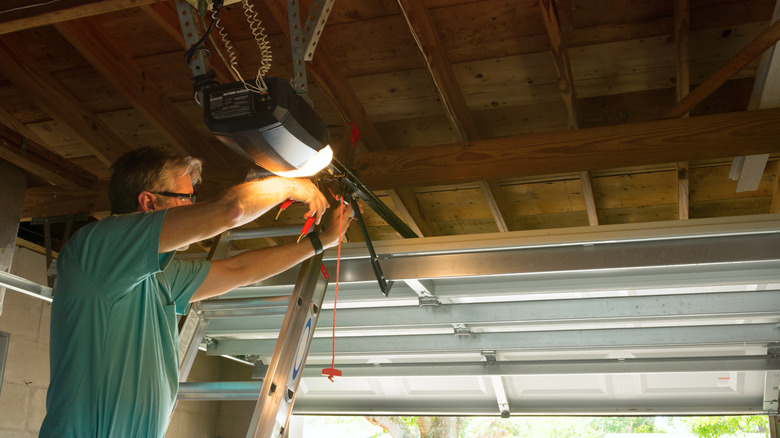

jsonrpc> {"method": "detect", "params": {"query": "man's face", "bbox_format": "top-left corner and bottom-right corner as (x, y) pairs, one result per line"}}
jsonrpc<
(151, 173), (195, 210)
(146, 172), (195, 251)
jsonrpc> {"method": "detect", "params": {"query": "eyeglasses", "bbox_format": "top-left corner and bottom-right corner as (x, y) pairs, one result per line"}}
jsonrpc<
(149, 191), (196, 203)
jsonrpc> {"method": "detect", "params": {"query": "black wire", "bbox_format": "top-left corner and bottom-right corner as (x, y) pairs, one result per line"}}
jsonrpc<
(184, 0), (225, 99)
(184, 0), (223, 68)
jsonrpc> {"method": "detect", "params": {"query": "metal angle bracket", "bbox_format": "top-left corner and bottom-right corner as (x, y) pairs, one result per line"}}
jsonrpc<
(301, 0), (335, 61)
(288, 0), (333, 92)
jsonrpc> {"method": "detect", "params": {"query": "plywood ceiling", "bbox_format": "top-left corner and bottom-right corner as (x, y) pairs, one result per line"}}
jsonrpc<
(0, 0), (778, 247)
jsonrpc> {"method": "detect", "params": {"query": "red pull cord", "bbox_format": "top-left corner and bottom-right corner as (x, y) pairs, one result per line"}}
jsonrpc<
(322, 195), (344, 382)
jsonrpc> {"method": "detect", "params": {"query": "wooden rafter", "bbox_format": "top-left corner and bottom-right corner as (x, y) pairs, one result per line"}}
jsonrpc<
(22, 185), (110, 221)
(667, 18), (780, 118)
(0, 0), (162, 35)
(352, 108), (780, 189)
(0, 124), (97, 189)
(0, 33), (133, 166)
(55, 18), (229, 168)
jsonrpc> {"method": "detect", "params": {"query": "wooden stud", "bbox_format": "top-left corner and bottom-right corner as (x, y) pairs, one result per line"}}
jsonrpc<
(677, 162), (690, 220)
(579, 171), (599, 226)
(771, 161), (780, 214)
(478, 180), (511, 232)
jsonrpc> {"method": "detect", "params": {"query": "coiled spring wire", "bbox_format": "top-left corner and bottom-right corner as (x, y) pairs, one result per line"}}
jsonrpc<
(242, 0), (273, 89)
(209, 0), (272, 93)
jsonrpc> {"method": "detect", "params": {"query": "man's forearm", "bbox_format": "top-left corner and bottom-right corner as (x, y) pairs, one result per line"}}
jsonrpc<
(191, 235), (319, 302)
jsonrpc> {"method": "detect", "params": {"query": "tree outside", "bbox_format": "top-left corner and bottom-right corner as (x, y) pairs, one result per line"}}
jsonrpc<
(300, 415), (771, 438)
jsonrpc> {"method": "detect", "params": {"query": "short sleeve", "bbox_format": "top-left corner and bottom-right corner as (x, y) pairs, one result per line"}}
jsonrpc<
(156, 259), (211, 314)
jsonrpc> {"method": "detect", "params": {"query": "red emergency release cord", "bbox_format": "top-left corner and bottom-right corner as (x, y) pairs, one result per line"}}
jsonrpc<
(322, 193), (344, 382)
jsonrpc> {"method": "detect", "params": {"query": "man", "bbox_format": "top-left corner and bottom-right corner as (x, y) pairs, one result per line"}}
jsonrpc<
(39, 147), (355, 437)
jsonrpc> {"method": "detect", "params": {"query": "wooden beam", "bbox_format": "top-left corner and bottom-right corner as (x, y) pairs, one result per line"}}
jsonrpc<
(352, 108), (780, 189)
(263, 0), (387, 152)
(0, 125), (97, 189)
(667, 18), (780, 118)
(396, 0), (479, 141)
(0, 0), (163, 35)
(677, 162), (690, 220)
(54, 18), (228, 168)
(0, 33), (133, 166)
(579, 171), (599, 226)
(22, 185), (110, 222)
(539, 0), (578, 130)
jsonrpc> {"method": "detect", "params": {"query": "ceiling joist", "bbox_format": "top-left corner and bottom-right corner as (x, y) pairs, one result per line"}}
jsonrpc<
(0, 33), (133, 166)
(0, 124), (97, 189)
(0, 0), (162, 35)
(54, 18), (229, 168)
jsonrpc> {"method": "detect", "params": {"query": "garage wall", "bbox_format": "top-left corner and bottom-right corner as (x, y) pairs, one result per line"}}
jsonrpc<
(0, 247), (50, 438)
(0, 246), (251, 437)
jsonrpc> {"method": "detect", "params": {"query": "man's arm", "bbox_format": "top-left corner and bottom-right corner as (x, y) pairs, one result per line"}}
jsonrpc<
(190, 202), (355, 302)
(157, 177), (328, 254)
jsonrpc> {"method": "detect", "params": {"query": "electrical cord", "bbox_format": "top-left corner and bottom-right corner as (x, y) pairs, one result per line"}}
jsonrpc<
(185, 0), (224, 100)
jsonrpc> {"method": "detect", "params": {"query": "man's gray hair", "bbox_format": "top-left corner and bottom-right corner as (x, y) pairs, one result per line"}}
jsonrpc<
(109, 147), (203, 215)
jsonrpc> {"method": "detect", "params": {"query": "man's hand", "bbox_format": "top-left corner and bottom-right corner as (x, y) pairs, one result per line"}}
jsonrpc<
(320, 200), (359, 249)
(277, 178), (330, 224)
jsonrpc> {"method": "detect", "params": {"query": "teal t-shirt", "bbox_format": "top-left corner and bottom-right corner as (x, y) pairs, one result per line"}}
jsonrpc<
(39, 210), (210, 438)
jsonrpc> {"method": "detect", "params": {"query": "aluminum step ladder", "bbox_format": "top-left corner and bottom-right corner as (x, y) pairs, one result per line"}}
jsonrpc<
(174, 226), (329, 438)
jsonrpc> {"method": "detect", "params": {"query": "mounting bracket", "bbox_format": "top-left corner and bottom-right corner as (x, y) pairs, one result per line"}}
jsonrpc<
(287, 0), (334, 93)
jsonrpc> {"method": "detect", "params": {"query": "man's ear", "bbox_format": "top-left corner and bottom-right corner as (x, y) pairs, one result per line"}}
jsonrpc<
(138, 191), (156, 212)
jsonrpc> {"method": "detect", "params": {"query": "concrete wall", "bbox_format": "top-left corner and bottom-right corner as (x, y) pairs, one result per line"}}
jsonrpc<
(0, 246), (257, 437)
(0, 247), (50, 438)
